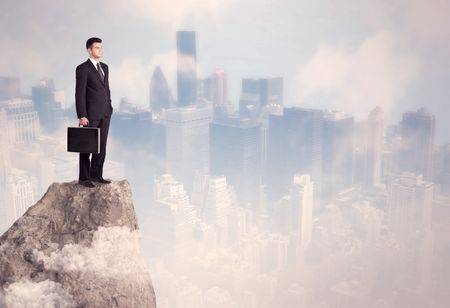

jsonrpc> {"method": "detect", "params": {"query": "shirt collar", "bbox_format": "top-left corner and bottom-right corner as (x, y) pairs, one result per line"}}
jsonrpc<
(89, 57), (100, 67)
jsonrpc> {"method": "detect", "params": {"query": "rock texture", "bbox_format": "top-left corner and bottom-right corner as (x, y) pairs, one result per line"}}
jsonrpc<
(0, 180), (156, 307)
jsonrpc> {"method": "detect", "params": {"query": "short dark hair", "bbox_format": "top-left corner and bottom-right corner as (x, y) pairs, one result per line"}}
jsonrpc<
(86, 37), (102, 49)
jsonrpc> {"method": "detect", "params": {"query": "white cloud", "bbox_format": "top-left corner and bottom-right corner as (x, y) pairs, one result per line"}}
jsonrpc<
(33, 226), (149, 278)
(101, 0), (237, 29)
(0, 279), (75, 308)
(295, 31), (419, 118)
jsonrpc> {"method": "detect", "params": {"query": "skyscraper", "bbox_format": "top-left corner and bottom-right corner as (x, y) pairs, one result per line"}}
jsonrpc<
(31, 78), (63, 134)
(150, 66), (172, 113)
(176, 31), (197, 107)
(0, 77), (21, 100)
(239, 77), (283, 119)
(210, 118), (262, 207)
(365, 107), (384, 188)
(322, 110), (354, 199)
(266, 108), (323, 202)
(290, 174), (314, 250)
(150, 174), (198, 266)
(400, 108), (435, 181)
(165, 103), (212, 190)
(387, 173), (433, 237)
(0, 99), (40, 143)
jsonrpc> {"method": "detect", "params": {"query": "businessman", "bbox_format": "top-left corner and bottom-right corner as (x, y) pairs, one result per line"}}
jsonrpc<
(75, 37), (113, 188)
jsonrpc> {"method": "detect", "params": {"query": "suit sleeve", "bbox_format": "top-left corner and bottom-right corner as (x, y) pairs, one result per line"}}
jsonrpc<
(75, 65), (88, 119)
(105, 65), (114, 111)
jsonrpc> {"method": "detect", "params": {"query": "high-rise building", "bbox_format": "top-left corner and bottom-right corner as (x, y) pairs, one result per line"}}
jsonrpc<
(165, 103), (212, 190)
(365, 107), (384, 188)
(176, 31), (197, 107)
(0, 99), (40, 143)
(322, 110), (354, 199)
(0, 77), (21, 100)
(210, 118), (262, 207)
(110, 98), (152, 149)
(387, 173), (433, 238)
(202, 176), (234, 245)
(0, 109), (11, 232)
(150, 174), (198, 266)
(31, 78), (63, 134)
(290, 174), (314, 250)
(150, 66), (172, 112)
(267, 108), (323, 202)
(10, 168), (36, 222)
(434, 144), (450, 197)
(239, 77), (283, 119)
(400, 108), (435, 181)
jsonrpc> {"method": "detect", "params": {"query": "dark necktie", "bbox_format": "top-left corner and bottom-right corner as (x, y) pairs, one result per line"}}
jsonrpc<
(97, 63), (105, 83)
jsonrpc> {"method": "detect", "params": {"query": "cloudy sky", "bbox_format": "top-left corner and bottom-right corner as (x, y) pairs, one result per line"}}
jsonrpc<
(1, 0), (449, 141)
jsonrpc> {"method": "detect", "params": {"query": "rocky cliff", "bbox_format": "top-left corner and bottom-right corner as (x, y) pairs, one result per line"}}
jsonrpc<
(0, 180), (156, 307)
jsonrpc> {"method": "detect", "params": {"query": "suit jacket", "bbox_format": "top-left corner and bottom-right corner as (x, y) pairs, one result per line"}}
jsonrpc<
(75, 59), (113, 120)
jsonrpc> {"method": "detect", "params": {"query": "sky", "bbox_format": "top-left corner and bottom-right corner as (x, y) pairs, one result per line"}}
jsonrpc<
(1, 0), (450, 141)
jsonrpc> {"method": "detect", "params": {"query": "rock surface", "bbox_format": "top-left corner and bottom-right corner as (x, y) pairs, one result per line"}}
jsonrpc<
(0, 180), (156, 307)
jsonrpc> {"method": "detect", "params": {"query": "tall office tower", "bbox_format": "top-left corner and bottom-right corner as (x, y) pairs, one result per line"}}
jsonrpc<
(0, 110), (12, 232)
(10, 169), (36, 222)
(290, 174), (314, 250)
(176, 31), (197, 107)
(0, 99), (40, 143)
(202, 176), (235, 245)
(165, 103), (212, 190)
(387, 173), (433, 237)
(434, 144), (450, 197)
(0, 77), (21, 100)
(150, 174), (198, 266)
(239, 77), (283, 119)
(400, 108), (435, 181)
(365, 107), (384, 188)
(267, 108), (323, 203)
(110, 99), (152, 149)
(210, 118), (262, 207)
(322, 110), (354, 199)
(32, 78), (63, 134)
(211, 68), (227, 107)
(150, 66), (172, 113)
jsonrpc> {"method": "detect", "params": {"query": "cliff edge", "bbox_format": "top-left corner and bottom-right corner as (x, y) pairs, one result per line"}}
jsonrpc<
(0, 180), (156, 307)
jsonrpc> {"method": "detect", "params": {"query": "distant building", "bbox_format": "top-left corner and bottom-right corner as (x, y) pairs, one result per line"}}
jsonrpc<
(0, 77), (21, 100)
(110, 98), (152, 149)
(239, 77), (283, 119)
(387, 173), (433, 237)
(0, 99), (40, 143)
(176, 31), (197, 107)
(290, 174), (314, 250)
(165, 103), (212, 190)
(267, 108), (323, 202)
(400, 108), (435, 181)
(149, 66), (172, 113)
(210, 118), (262, 207)
(322, 110), (354, 199)
(31, 78), (63, 134)
(150, 174), (198, 266)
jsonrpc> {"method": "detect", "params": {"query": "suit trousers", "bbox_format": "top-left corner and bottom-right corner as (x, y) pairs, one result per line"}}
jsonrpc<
(79, 116), (111, 181)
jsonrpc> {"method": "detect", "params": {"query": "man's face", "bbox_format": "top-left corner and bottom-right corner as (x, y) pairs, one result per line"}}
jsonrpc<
(88, 42), (102, 60)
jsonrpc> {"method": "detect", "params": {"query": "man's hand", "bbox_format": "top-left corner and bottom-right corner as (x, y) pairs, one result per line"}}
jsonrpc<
(79, 117), (89, 126)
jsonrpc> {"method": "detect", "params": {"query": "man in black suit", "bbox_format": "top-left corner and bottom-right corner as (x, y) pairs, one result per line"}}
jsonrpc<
(76, 37), (113, 188)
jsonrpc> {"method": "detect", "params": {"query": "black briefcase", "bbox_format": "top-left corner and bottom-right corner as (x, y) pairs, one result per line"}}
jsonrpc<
(67, 126), (100, 154)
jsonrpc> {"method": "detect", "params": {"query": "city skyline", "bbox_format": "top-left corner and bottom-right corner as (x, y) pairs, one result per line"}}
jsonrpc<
(1, 1), (450, 307)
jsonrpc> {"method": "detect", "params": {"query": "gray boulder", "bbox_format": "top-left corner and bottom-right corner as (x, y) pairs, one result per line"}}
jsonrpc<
(0, 180), (156, 308)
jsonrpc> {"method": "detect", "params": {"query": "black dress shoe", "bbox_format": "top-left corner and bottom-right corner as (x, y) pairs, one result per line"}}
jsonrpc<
(79, 180), (95, 188)
(91, 177), (111, 184)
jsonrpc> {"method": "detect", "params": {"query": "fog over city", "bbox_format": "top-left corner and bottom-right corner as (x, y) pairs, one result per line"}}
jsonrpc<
(1, 0), (450, 307)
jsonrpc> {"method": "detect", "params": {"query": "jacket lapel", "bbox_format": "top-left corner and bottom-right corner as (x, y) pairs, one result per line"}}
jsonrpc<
(86, 59), (106, 87)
